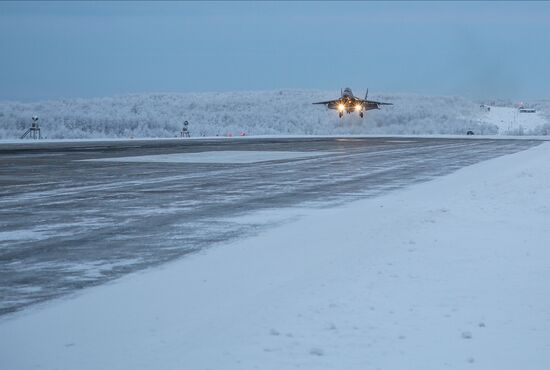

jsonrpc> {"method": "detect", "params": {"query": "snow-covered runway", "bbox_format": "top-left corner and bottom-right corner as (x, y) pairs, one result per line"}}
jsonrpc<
(0, 137), (540, 317)
(1, 137), (549, 370)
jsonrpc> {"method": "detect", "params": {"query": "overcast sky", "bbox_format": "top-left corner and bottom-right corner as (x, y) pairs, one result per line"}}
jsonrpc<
(1, 1), (549, 101)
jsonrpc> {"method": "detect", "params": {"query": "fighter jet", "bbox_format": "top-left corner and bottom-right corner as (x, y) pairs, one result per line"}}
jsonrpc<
(313, 87), (392, 118)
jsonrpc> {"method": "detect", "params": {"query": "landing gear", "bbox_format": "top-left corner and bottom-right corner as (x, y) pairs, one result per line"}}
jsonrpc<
(339, 112), (343, 118)
(359, 112), (364, 118)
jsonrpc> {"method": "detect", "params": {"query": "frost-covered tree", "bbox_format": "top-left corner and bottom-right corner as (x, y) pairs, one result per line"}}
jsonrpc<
(0, 90), (535, 139)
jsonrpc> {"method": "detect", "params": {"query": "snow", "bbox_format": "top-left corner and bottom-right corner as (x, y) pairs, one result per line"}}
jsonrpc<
(81, 150), (339, 164)
(0, 230), (47, 242)
(1, 143), (550, 369)
(479, 106), (548, 135)
(3, 90), (542, 139)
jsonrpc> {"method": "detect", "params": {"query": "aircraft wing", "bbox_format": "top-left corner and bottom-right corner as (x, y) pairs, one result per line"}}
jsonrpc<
(363, 99), (393, 106)
(312, 100), (338, 105)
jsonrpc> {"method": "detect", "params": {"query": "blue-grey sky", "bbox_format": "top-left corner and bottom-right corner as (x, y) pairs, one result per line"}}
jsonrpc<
(1, 1), (549, 101)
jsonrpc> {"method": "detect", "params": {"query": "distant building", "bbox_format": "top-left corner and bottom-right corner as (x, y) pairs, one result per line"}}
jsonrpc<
(517, 102), (536, 113)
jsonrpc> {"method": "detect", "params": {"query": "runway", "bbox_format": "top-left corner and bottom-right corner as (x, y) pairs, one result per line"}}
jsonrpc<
(0, 137), (540, 316)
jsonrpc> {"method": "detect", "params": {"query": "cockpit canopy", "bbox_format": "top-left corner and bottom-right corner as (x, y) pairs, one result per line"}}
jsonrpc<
(342, 87), (354, 97)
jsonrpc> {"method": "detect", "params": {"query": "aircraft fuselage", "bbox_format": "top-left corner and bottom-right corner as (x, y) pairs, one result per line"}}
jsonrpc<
(313, 87), (392, 118)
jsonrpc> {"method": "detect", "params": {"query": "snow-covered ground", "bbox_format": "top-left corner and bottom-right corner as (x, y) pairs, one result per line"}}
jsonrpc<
(5, 90), (546, 139)
(1, 141), (549, 369)
(81, 150), (338, 164)
(478, 106), (548, 135)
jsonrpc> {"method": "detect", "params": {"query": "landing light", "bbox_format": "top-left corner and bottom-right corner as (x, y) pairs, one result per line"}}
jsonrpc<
(338, 104), (345, 111)
(355, 104), (362, 111)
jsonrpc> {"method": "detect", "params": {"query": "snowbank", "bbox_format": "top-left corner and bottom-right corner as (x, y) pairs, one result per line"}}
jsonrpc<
(0, 90), (511, 139)
(1, 143), (549, 369)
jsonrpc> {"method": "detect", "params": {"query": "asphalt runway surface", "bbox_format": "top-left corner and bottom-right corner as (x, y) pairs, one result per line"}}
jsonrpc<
(0, 137), (541, 316)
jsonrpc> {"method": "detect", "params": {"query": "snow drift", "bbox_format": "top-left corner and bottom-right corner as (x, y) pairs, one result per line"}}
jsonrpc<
(0, 90), (547, 139)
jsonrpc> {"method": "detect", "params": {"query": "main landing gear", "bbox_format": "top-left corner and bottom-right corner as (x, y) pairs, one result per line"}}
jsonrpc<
(339, 111), (363, 118)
